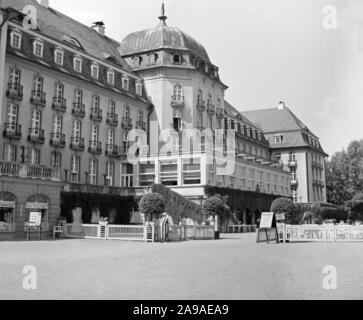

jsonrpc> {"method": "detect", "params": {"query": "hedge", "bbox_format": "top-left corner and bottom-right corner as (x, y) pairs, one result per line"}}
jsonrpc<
(295, 203), (348, 223)
(60, 192), (134, 224)
(139, 193), (165, 217)
(151, 184), (203, 224)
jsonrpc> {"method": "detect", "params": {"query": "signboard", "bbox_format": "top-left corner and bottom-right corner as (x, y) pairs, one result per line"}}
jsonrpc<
(259, 212), (274, 228)
(29, 212), (42, 227)
(26, 202), (48, 210)
(275, 213), (286, 221)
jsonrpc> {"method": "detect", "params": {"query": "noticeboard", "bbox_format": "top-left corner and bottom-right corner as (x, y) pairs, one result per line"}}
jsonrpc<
(29, 212), (42, 227)
(259, 212), (274, 228)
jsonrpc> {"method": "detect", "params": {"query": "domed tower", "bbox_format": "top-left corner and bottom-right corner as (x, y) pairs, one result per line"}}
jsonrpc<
(119, 3), (228, 151)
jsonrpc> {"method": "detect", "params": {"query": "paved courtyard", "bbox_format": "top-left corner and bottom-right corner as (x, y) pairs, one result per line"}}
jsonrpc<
(1, 233), (363, 300)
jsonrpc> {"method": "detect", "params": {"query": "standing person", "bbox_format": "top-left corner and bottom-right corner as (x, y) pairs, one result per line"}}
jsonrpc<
(160, 213), (170, 243)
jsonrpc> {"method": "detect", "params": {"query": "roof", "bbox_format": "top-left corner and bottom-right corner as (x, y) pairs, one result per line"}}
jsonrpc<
(120, 19), (210, 62)
(224, 101), (256, 128)
(3, 0), (133, 72)
(242, 106), (327, 155)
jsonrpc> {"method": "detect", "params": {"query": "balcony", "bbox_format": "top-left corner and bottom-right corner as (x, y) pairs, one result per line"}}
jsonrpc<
(3, 123), (21, 140)
(122, 117), (132, 129)
(136, 120), (146, 131)
(30, 91), (46, 107)
(290, 179), (298, 186)
(63, 183), (134, 196)
(119, 145), (129, 157)
(72, 103), (86, 118)
(216, 107), (224, 119)
(106, 113), (119, 126)
(50, 133), (66, 148)
(6, 83), (23, 101)
(196, 100), (206, 112)
(52, 97), (67, 112)
(0, 160), (61, 181)
(288, 160), (297, 168)
(171, 95), (185, 109)
(70, 137), (85, 151)
(28, 128), (45, 144)
(105, 144), (120, 158)
(88, 141), (102, 154)
(312, 161), (324, 170)
(90, 108), (103, 122)
(207, 103), (215, 115)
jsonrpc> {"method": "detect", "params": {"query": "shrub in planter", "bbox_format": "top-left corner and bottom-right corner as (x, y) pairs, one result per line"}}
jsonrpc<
(139, 193), (165, 220)
(203, 195), (226, 239)
(270, 197), (298, 224)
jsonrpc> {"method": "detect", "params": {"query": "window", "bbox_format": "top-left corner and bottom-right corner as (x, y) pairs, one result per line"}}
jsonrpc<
(70, 155), (81, 183)
(91, 63), (99, 79)
(9, 67), (21, 85)
(138, 162), (155, 187)
(73, 56), (82, 72)
(50, 152), (62, 168)
(107, 70), (115, 85)
(74, 89), (83, 104)
(54, 82), (64, 100)
(72, 120), (82, 138)
(7, 103), (18, 125)
(3, 144), (17, 162)
(105, 162), (115, 186)
(136, 82), (143, 95)
(138, 110), (144, 123)
(53, 115), (63, 134)
(107, 129), (115, 146)
(124, 105), (130, 118)
(257, 132), (262, 141)
(108, 100), (116, 115)
(133, 56), (141, 67)
(28, 148), (40, 165)
(173, 54), (181, 64)
(91, 124), (99, 142)
(149, 53), (157, 64)
(160, 160), (178, 186)
(54, 49), (64, 65)
(173, 117), (182, 132)
(122, 76), (129, 91)
(31, 109), (42, 130)
(252, 130), (257, 139)
(89, 159), (98, 185)
(92, 95), (100, 110)
(10, 30), (21, 49)
(183, 158), (201, 185)
(274, 135), (283, 144)
(246, 127), (251, 137)
(197, 112), (203, 129)
(66, 37), (82, 48)
(33, 40), (44, 58)
(207, 115), (213, 129)
(289, 152), (296, 162)
(33, 75), (44, 93)
(173, 84), (183, 101)
(275, 153), (281, 161)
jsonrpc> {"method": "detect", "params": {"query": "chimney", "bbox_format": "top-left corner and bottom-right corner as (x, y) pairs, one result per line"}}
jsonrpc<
(92, 21), (105, 36)
(40, 0), (50, 8)
(278, 101), (285, 110)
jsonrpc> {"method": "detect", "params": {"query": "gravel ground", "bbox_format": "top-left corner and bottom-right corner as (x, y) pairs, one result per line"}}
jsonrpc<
(1, 233), (363, 300)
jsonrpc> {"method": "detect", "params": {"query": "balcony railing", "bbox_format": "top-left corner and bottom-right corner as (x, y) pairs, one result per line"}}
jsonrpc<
(28, 128), (45, 144)
(0, 160), (60, 181)
(70, 137), (85, 151)
(122, 117), (132, 129)
(136, 120), (146, 130)
(50, 132), (66, 148)
(6, 83), (23, 101)
(216, 107), (224, 119)
(105, 144), (120, 157)
(90, 108), (103, 122)
(288, 160), (297, 168)
(171, 96), (185, 108)
(290, 179), (298, 186)
(30, 90), (46, 106)
(196, 99), (206, 112)
(3, 123), (21, 140)
(52, 97), (67, 112)
(88, 141), (102, 154)
(207, 103), (215, 115)
(72, 103), (86, 117)
(106, 113), (119, 126)
(63, 183), (134, 196)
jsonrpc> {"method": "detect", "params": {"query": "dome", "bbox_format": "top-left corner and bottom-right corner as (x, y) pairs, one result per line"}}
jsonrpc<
(120, 8), (210, 62)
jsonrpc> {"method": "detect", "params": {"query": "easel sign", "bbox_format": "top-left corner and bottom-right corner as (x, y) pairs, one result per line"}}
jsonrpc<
(27, 212), (42, 240)
(256, 212), (278, 244)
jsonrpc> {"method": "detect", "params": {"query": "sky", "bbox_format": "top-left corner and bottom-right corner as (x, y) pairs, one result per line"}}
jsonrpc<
(48, 0), (363, 157)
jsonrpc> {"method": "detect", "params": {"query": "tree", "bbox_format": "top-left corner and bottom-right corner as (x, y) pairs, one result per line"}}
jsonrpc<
(139, 193), (165, 219)
(270, 198), (298, 224)
(203, 195), (225, 239)
(347, 193), (363, 221)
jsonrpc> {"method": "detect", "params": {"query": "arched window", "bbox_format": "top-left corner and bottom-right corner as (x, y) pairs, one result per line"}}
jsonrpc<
(7, 103), (18, 124)
(133, 56), (141, 67)
(74, 89), (83, 104)
(149, 53), (158, 64)
(54, 82), (64, 99)
(91, 124), (99, 142)
(9, 67), (21, 85)
(33, 75), (44, 93)
(92, 95), (100, 109)
(108, 100), (116, 114)
(70, 155), (81, 183)
(31, 109), (42, 129)
(72, 120), (82, 138)
(53, 115), (63, 134)
(173, 84), (183, 101)
(89, 158), (98, 185)
(107, 129), (115, 146)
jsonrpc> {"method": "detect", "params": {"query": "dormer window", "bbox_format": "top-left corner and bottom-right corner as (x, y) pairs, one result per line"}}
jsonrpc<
(136, 82), (143, 96)
(133, 56), (141, 67)
(91, 63), (99, 79)
(274, 135), (283, 144)
(257, 131), (262, 141)
(33, 40), (44, 58)
(10, 30), (22, 49)
(173, 54), (181, 64)
(214, 69), (218, 78)
(252, 129), (257, 139)
(150, 53), (157, 64)
(122, 75), (129, 91)
(205, 64), (209, 73)
(65, 37), (82, 49)
(107, 70), (115, 85)
(54, 48), (64, 65)
(73, 56), (82, 72)
(246, 127), (251, 137)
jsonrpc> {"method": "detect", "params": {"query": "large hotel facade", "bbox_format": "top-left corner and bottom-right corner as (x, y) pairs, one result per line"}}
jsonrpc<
(0, 0), (327, 238)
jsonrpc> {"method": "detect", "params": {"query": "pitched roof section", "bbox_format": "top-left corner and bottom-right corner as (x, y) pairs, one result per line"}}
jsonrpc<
(3, 0), (133, 73)
(224, 101), (255, 128)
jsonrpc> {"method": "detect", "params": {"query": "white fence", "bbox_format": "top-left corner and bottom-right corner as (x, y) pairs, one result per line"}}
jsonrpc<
(64, 224), (214, 242)
(278, 224), (363, 243)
